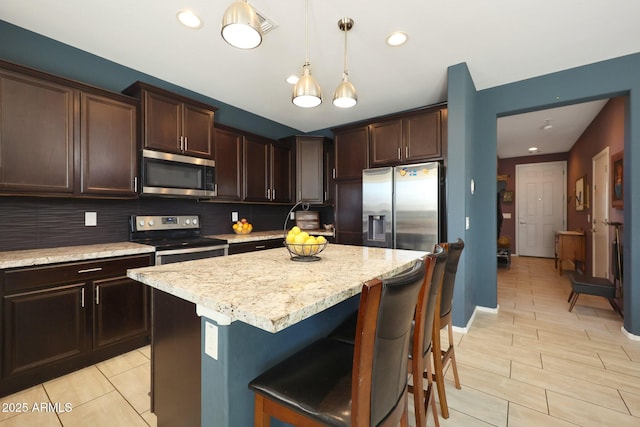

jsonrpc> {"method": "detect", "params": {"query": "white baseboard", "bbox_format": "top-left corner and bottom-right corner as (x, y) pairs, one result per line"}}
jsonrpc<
(622, 326), (640, 341)
(452, 304), (499, 334)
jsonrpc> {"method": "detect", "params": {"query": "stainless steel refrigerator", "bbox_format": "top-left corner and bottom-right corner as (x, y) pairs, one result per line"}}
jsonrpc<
(362, 162), (441, 251)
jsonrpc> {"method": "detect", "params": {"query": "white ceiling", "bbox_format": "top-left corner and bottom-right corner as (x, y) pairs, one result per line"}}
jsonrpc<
(2, 1), (639, 156)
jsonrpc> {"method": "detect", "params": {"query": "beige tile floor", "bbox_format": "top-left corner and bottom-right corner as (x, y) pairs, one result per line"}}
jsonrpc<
(2, 256), (639, 426)
(0, 345), (155, 427)
(409, 255), (640, 427)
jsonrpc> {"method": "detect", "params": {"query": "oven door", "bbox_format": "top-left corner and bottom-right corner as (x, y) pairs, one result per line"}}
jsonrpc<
(155, 245), (228, 265)
(142, 149), (216, 198)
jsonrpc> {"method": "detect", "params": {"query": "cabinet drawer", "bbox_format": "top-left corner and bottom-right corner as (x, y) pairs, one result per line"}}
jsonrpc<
(3, 255), (152, 294)
(228, 239), (282, 255)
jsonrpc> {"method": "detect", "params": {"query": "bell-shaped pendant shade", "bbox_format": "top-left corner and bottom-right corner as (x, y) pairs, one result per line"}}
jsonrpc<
(292, 64), (322, 108)
(333, 74), (357, 108)
(221, 0), (262, 49)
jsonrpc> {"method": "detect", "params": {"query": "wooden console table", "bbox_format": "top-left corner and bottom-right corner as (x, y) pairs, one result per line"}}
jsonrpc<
(555, 231), (585, 275)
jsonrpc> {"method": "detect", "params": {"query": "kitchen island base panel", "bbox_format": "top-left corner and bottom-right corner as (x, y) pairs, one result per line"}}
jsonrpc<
(201, 295), (359, 427)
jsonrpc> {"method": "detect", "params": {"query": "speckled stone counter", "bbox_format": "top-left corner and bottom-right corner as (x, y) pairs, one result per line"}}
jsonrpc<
(127, 244), (425, 333)
(0, 242), (155, 269)
(209, 229), (334, 244)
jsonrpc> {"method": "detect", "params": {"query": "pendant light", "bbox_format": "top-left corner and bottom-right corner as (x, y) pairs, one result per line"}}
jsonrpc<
(221, 0), (262, 49)
(292, 0), (322, 108)
(333, 18), (357, 108)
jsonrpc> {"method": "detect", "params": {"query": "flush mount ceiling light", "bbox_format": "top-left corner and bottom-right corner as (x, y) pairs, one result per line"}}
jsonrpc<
(177, 10), (203, 29)
(386, 31), (408, 46)
(528, 146), (540, 153)
(333, 18), (357, 109)
(292, 0), (322, 108)
(221, 0), (262, 49)
(542, 119), (553, 130)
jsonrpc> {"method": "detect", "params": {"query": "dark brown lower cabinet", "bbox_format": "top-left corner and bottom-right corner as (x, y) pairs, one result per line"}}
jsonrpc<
(228, 238), (282, 255)
(0, 254), (152, 397)
(151, 289), (200, 427)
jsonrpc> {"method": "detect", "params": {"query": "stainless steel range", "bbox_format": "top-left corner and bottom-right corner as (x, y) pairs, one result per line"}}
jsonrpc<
(130, 215), (228, 265)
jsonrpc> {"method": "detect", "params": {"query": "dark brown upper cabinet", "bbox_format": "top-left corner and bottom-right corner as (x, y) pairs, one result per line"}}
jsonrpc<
(370, 109), (442, 167)
(243, 136), (293, 203)
(124, 82), (216, 159)
(213, 126), (243, 201)
(333, 125), (369, 180)
(0, 61), (138, 198)
(80, 92), (137, 197)
(281, 135), (328, 205)
(0, 69), (75, 194)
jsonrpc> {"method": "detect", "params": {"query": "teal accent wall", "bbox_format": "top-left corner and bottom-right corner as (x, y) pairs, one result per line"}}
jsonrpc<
(0, 20), (299, 139)
(448, 53), (640, 336)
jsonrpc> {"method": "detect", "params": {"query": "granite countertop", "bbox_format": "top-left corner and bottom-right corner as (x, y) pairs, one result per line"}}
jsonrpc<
(211, 229), (334, 244)
(0, 242), (155, 270)
(127, 244), (426, 333)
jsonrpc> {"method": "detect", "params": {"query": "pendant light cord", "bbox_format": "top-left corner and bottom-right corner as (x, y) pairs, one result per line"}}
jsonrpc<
(304, 0), (309, 66)
(343, 20), (348, 77)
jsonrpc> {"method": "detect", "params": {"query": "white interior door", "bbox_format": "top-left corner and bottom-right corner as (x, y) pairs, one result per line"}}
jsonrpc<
(592, 147), (610, 277)
(516, 161), (567, 257)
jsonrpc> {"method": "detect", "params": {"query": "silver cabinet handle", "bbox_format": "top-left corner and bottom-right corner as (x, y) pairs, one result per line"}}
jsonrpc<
(184, 136), (188, 152)
(214, 183), (218, 197)
(397, 147), (401, 159)
(134, 176), (138, 192)
(77, 267), (103, 274)
(272, 189), (276, 200)
(95, 285), (100, 305)
(332, 168), (336, 179)
(179, 136), (183, 151)
(406, 146), (409, 158)
(255, 245), (266, 249)
(267, 188), (271, 199)
(81, 288), (85, 308)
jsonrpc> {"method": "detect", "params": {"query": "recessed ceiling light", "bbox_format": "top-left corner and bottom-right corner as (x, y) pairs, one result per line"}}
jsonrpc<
(286, 75), (299, 85)
(386, 31), (408, 47)
(177, 10), (203, 29)
(542, 119), (553, 130)
(528, 147), (539, 153)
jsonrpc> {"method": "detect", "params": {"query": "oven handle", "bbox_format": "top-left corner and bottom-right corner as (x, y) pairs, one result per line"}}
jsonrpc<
(155, 244), (229, 257)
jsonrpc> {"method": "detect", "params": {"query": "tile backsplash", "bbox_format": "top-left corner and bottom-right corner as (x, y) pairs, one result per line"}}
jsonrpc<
(0, 197), (334, 251)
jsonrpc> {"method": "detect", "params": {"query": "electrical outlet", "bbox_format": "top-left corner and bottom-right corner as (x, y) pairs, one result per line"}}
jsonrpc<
(290, 212), (295, 220)
(204, 321), (218, 360)
(232, 211), (238, 222)
(465, 216), (470, 230)
(85, 212), (97, 227)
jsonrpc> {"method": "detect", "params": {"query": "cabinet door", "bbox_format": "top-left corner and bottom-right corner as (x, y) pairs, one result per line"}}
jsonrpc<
(296, 137), (324, 204)
(93, 277), (149, 350)
(335, 180), (363, 245)
(213, 128), (242, 200)
(182, 103), (214, 158)
(324, 140), (335, 204)
(271, 142), (293, 203)
(143, 90), (181, 153)
(0, 71), (74, 194)
(403, 110), (441, 161)
(80, 92), (137, 196)
(370, 119), (402, 166)
(334, 125), (369, 180)
(3, 284), (87, 377)
(243, 136), (270, 202)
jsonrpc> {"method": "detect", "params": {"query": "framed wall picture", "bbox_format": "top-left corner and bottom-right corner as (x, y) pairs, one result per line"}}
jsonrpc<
(502, 191), (513, 203)
(575, 176), (586, 211)
(612, 151), (624, 209)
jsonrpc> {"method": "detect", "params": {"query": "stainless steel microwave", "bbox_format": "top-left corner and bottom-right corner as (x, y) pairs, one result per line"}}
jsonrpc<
(141, 149), (215, 198)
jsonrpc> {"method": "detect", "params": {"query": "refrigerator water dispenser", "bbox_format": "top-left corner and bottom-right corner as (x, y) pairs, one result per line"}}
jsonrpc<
(368, 215), (386, 241)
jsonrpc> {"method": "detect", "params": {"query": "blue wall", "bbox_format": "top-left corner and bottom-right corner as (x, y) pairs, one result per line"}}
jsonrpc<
(0, 20), (299, 139)
(447, 54), (640, 336)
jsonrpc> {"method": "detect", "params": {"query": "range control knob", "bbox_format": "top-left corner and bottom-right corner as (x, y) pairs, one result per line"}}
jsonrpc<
(138, 220), (145, 227)
(148, 220), (155, 226)
(185, 219), (191, 225)
(192, 218), (198, 225)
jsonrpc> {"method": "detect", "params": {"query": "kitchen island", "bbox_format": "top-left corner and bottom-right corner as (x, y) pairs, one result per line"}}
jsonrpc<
(127, 244), (427, 427)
